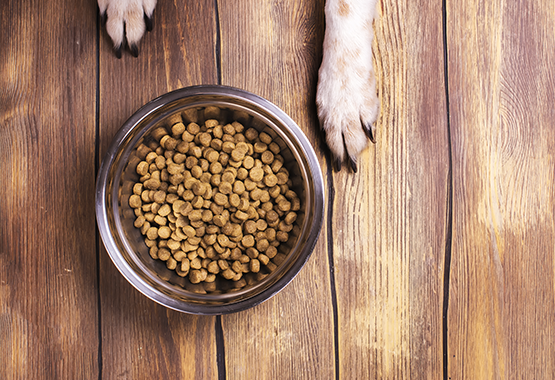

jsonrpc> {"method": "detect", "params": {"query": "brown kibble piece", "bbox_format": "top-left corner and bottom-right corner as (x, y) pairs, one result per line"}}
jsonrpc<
(198, 132), (211, 147)
(233, 181), (245, 194)
(158, 248), (171, 261)
(221, 170), (236, 183)
(242, 235), (255, 247)
(264, 174), (278, 187)
(266, 210), (279, 223)
(243, 220), (257, 234)
(219, 181), (232, 195)
(261, 150), (274, 164)
(136, 161), (149, 176)
(158, 226), (171, 239)
(172, 122), (186, 136)
(158, 203), (171, 216)
(192, 181), (206, 196)
(250, 259), (260, 273)
(242, 156), (254, 170)
(217, 234), (230, 247)
(256, 219), (268, 230)
(202, 209), (213, 222)
(214, 193), (228, 206)
(229, 193), (240, 208)
(232, 260), (243, 274)
(246, 247), (259, 259)
(218, 259), (230, 271)
(245, 128), (258, 140)
(176, 141), (189, 154)
(166, 257), (177, 270)
(278, 200), (291, 212)
(188, 209), (203, 221)
(208, 261), (220, 274)
(266, 246), (278, 259)
(187, 122), (200, 135)
(129, 194), (142, 209)
(222, 268), (236, 280)
(210, 161), (223, 174)
(236, 168), (248, 180)
(231, 149), (246, 162)
(153, 190), (166, 203)
(268, 142), (280, 154)
(258, 254), (269, 266)
(167, 239), (181, 250)
(276, 172), (288, 185)
(189, 269), (203, 284)
(144, 178), (161, 190)
(284, 211), (297, 224)
(256, 238), (270, 252)
(249, 167), (264, 182)
(222, 141), (235, 153)
(151, 127), (168, 141)
(254, 142), (267, 153)
(146, 227), (158, 240)
(180, 258), (191, 273)
(259, 132), (272, 144)
(276, 231), (289, 242)
(160, 135), (178, 150)
(235, 210), (249, 221)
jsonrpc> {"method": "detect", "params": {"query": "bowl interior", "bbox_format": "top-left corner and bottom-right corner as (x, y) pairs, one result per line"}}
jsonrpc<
(99, 88), (323, 314)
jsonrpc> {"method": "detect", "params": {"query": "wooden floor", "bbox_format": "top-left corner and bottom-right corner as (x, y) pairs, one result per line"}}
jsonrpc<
(1, 0), (554, 378)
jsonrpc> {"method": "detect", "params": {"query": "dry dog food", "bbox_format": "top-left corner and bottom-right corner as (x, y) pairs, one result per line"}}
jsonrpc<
(128, 116), (301, 291)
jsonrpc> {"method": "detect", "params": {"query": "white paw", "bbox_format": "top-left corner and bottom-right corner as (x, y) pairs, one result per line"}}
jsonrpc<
(98, 0), (158, 57)
(316, 0), (379, 171)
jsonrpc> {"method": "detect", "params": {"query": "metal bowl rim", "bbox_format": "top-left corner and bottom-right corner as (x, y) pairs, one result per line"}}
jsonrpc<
(95, 85), (324, 314)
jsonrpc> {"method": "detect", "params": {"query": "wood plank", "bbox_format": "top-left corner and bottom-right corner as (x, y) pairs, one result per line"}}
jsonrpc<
(98, 1), (219, 378)
(217, 0), (336, 378)
(331, 0), (449, 378)
(0, 0), (99, 378)
(447, 0), (555, 378)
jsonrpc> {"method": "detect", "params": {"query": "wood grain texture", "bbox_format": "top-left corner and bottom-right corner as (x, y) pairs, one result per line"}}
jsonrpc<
(3, 0), (555, 378)
(0, 0), (99, 378)
(217, 0), (336, 379)
(330, 0), (450, 378)
(447, 0), (555, 378)
(98, 1), (219, 378)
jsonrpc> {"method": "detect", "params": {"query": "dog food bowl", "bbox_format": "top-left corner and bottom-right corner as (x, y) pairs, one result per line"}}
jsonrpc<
(95, 85), (324, 314)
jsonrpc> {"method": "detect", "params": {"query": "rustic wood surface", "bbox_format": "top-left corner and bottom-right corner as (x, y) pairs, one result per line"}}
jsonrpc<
(447, 1), (555, 379)
(1, 0), (554, 379)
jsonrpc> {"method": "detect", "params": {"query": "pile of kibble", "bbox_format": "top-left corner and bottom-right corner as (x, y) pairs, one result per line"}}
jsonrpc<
(127, 116), (301, 291)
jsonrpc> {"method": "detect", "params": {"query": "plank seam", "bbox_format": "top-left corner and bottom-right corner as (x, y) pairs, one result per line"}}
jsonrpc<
(325, 155), (340, 380)
(441, 0), (454, 379)
(95, 8), (104, 380)
(214, 0), (222, 85)
(214, 3), (225, 379)
(215, 315), (227, 380)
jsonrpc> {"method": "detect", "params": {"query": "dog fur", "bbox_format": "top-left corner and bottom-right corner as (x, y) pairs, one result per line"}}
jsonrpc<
(99, 0), (379, 171)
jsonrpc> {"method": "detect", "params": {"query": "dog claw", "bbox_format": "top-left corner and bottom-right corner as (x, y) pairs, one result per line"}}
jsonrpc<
(100, 11), (107, 26)
(333, 156), (342, 172)
(129, 44), (139, 57)
(362, 121), (376, 144)
(145, 14), (153, 32)
(347, 156), (358, 173)
(114, 44), (122, 59)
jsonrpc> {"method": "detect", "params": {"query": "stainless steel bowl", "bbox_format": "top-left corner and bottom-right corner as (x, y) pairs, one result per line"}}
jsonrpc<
(96, 85), (324, 314)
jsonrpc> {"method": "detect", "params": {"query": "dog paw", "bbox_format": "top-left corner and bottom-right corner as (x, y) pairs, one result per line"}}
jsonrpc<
(316, 0), (379, 172)
(98, 0), (157, 58)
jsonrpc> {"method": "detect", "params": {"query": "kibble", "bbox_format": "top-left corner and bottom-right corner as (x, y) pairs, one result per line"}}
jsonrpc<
(128, 114), (301, 291)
